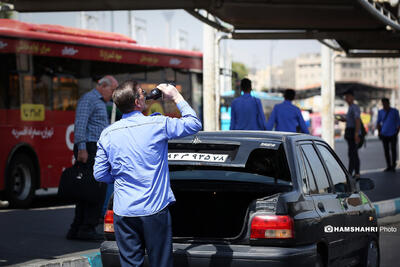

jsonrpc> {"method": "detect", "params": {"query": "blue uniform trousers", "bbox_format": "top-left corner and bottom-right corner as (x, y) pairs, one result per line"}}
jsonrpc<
(114, 207), (173, 267)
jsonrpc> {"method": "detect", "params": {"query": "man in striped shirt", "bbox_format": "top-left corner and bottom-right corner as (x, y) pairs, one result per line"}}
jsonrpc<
(67, 75), (118, 241)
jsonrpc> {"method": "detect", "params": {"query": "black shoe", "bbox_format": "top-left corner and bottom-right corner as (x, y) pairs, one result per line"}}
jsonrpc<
(384, 167), (392, 172)
(390, 167), (396, 172)
(66, 228), (79, 240)
(77, 229), (104, 242)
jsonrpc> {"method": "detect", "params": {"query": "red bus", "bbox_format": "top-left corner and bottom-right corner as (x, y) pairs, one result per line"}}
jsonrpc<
(0, 19), (203, 207)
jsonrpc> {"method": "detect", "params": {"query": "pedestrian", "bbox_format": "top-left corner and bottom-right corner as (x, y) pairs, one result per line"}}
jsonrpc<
(229, 78), (268, 130)
(340, 89), (362, 178)
(66, 75), (119, 241)
(266, 89), (309, 133)
(376, 98), (400, 172)
(94, 81), (202, 267)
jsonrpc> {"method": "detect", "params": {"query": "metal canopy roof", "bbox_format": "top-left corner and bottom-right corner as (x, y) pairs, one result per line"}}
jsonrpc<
(4, 0), (400, 56)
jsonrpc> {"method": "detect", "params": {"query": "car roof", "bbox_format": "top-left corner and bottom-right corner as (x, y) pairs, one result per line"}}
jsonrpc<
(169, 130), (320, 144)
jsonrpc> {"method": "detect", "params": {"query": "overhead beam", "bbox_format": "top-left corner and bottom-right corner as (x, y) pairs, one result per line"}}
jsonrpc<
(231, 30), (400, 40)
(185, 9), (233, 33)
(357, 0), (400, 31)
(347, 51), (400, 57)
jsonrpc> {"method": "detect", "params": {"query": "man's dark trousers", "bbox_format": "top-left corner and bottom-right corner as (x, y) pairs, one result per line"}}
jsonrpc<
(345, 128), (360, 176)
(114, 207), (173, 267)
(70, 142), (106, 233)
(381, 135), (398, 169)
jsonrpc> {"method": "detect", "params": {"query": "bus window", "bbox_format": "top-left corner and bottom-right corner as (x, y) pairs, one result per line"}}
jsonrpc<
(165, 68), (176, 82)
(191, 72), (203, 122)
(52, 76), (78, 111)
(8, 74), (20, 109)
(176, 70), (191, 100)
(146, 68), (164, 82)
(33, 75), (51, 109)
(0, 54), (16, 109)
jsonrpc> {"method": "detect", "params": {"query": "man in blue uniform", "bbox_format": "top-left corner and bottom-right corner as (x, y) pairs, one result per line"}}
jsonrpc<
(230, 78), (267, 130)
(266, 89), (309, 134)
(377, 98), (400, 172)
(94, 81), (202, 267)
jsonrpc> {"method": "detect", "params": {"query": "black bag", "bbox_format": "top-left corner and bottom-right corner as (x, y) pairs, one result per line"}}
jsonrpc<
(58, 162), (106, 203)
(357, 120), (367, 149)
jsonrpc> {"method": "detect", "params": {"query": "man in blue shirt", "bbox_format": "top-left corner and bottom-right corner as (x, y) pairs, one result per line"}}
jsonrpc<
(266, 89), (309, 134)
(377, 98), (400, 172)
(339, 89), (362, 178)
(67, 75), (118, 241)
(94, 81), (202, 267)
(230, 78), (267, 130)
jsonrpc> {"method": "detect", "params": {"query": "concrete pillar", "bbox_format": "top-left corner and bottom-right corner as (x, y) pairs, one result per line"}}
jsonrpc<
(214, 34), (231, 131)
(321, 44), (335, 148)
(203, 23), (217, 131)
(215, 36), (221, 130)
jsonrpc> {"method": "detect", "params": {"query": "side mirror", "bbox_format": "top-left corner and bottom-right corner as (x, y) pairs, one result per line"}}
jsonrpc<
(356, 178), (375, 191)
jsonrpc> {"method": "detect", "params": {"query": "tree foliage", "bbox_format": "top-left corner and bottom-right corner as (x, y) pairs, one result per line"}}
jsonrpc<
(231, 61), (249, 95)
(232, 62), (249, 80)
(0, 3), (13, 19)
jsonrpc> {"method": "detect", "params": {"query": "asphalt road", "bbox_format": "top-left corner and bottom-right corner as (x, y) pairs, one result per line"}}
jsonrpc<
(334, 137), (388, 172)
(0, 196), (399, 266)
(0, 137), (398, 266)
(0, 196), (101, 266)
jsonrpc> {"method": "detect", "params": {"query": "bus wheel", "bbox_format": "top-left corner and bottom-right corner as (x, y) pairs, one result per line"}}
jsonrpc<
(6, 154), (36, 208)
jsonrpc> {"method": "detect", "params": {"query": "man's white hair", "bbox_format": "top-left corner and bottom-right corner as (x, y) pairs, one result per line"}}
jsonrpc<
(98, 77), (112, 86)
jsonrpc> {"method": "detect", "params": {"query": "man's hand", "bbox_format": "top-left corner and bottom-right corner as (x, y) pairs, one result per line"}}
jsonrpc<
(157, 83), (184, 104)
(335, 115), (346, 122)
(77, 149), (88, 163)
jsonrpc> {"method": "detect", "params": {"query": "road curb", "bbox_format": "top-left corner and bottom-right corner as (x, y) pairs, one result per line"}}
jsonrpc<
(373, 197), (400, 218)
(24, 251), (101, 267)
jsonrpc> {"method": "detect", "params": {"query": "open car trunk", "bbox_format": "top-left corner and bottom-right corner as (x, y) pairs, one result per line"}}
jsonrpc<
(169, 179), (292, 241)
(168, 145), (293, 241)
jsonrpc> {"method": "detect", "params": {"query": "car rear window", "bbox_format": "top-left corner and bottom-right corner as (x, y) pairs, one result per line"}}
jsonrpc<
(170, 146), (292, 185)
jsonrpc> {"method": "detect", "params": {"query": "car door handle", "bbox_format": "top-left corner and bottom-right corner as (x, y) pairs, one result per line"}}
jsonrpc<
(317, 202), (325, 212)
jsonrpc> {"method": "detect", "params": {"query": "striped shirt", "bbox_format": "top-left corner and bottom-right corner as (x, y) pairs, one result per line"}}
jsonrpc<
(74, 89), (109, 150)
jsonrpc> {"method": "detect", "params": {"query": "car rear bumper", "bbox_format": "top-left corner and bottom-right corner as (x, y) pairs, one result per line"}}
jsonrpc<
(100, 241), (317, 267)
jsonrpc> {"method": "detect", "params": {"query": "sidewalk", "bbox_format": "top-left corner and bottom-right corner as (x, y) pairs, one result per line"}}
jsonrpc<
(19, 250), (101, 267)
(361, 168), (400, 218)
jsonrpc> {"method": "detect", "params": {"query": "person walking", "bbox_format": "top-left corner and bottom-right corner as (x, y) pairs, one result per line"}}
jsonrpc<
(376, 98), (400, 172)
(341, 89), (362, 178)
(66, 75), (119, 241)
(94, 81), (202, 267)
(230, 78), (268, 130)
(266, 89), (309, 134)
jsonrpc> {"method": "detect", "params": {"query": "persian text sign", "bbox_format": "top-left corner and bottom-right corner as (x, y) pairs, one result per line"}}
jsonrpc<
(21, 104), (45, 121)
(11, 127), (54, 139)
(0, 37), (201, 70)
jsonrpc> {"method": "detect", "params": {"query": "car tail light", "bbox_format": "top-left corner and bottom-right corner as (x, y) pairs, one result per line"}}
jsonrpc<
(250, 215), (294, 239)
(104, 210), (114, 233)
